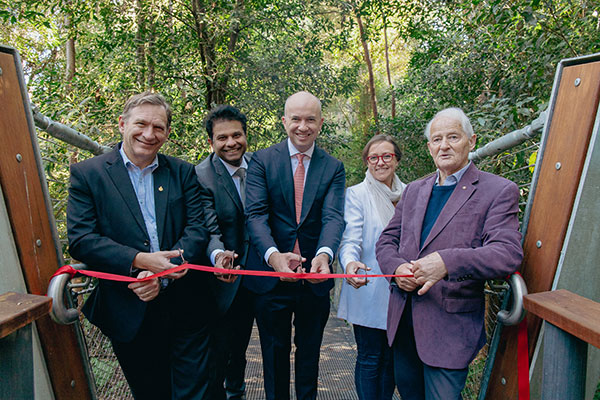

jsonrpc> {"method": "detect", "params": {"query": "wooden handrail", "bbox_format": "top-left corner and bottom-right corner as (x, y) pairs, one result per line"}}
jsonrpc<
(523, 289), (600, 349)
(0, 292), (52, 339)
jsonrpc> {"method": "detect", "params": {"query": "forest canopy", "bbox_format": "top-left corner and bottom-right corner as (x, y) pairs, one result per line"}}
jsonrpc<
(2, 0), (599, 185)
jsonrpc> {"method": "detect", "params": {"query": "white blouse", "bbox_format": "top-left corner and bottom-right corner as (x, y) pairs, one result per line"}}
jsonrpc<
(337, 181), (393, 330)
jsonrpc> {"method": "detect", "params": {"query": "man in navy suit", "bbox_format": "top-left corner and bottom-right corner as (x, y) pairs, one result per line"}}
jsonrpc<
(244, 91), (345, 400)
(67, 92), (212, 399)
(195, 105), (254, 399)
(376, 108), (523, 399)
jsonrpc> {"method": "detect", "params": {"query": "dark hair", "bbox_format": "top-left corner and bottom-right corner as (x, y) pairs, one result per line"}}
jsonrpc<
(204, 105), (247, 140)
(361, 134), (402, 165)
(121, 91), (172, 128)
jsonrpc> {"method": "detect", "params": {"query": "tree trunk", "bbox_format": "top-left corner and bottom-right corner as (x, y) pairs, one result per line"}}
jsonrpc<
(382, 13), (395, 118)
(191, 0), (243, 109)
(135, 0), (146, 88)
(64, 13), (76, 86)
(147, 22), (156, 89)
(355, 10), (378, 129)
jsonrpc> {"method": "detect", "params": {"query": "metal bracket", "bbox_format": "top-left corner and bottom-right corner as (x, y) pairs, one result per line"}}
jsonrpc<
(497, 273), (528, 326)
(47, 264), (91, 325)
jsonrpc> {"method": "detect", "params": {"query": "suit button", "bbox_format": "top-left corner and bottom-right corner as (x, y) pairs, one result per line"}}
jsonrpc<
(143, 240), (150, 246)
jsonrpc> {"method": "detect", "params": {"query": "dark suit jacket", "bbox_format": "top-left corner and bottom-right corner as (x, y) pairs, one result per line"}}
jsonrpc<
(195, 152), (251, 316)
(243, 140), (345, 296)
(376, 163), (523, 369)
(67, 145), (210, 342)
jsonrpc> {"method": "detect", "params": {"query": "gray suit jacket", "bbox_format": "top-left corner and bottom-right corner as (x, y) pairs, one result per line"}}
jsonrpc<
(376, 163), (523, 369)
(196, 152), (251, 315)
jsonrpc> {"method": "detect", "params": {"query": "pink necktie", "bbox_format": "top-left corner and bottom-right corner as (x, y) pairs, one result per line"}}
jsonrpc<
(293, 153), (306, 256)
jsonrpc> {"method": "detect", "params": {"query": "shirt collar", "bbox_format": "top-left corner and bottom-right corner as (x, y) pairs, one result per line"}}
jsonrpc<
(119, 143), (159, 171)
(435, 161), (471, 186)
(217, 154), (248, 177)
(287, 138), (315, 158)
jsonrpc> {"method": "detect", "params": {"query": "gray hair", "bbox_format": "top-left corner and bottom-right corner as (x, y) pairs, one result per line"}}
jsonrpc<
(122, 91), (172, 129)
(424, 107), (474, 140)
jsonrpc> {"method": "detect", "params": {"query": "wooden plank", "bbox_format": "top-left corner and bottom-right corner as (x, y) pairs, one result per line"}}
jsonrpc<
(486, 61), (600, 398)
(0, 292), (51, 339)
(524, 289), (600, 349)
(0, 50), (93, 399)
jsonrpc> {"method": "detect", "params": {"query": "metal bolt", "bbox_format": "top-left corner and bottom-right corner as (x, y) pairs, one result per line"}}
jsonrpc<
(501, 377), (507, 385)
(536, 240), (542, 248)
(71, 380), (76, 388)
(36, 239), (42, 247)
(16, 154), (22, 162)
(555, 162), (561, 170)
(574, 78), (581, 87)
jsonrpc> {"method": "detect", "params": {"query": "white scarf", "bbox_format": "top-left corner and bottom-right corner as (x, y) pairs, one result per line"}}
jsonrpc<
(364, 169), (406, 226)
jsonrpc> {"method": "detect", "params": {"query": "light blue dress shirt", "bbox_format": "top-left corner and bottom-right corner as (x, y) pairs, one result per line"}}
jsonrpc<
(119, 145), (160, 252)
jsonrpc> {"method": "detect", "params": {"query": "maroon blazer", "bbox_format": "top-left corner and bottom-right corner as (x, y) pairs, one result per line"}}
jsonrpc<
(376, 163), (523, 369)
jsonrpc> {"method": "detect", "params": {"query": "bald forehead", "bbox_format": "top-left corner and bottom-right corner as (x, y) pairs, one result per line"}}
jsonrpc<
(284, 92), (322, 117)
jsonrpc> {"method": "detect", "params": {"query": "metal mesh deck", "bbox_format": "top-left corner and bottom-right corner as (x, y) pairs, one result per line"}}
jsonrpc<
(86, 307), (402, 399)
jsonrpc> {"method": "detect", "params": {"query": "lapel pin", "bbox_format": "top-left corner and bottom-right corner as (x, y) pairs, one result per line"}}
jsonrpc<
(158, 186), (164, 192)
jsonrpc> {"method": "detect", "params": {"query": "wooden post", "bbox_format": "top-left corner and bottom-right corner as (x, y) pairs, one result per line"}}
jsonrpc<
(542, 322), (587, 400)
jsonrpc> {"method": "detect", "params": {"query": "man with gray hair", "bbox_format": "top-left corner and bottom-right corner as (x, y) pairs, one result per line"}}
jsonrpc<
(376, 107), (523, 399)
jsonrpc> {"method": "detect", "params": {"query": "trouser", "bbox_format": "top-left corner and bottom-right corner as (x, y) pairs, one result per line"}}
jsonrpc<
(254, 282), (330, 400)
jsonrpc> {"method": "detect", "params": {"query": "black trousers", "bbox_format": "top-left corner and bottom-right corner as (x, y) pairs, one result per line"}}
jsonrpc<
(110, 298), (211, 400)
(209, 286), (255, 400)
(254, 282), (330, 400)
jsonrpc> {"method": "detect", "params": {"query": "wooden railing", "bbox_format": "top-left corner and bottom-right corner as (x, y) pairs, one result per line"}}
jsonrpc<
(524, 289), (600, 399)
(0, 292), (52, 398)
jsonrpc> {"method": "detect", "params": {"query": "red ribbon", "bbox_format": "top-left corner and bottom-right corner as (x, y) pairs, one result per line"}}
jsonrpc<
(51, 263), (414, 283)
(517, 316), (530, 399)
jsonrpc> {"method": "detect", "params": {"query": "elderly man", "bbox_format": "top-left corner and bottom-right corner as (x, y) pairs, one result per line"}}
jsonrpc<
(244, 91), (345, 400)
(376, 107), (523, 399)
(67, 92), (212, 399)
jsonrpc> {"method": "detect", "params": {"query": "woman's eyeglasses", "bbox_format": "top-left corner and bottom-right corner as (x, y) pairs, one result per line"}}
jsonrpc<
(366, 153), (395, 165)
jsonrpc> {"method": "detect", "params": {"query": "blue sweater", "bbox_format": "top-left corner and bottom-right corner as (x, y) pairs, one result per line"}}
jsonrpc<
(420, 184), (456, 248)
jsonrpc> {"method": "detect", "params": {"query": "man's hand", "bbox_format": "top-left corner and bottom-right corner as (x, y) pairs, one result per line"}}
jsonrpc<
(128, 270), (160, 302)
(268, 251), (306, 282)
(214, 250), (239, 283)
(393, 263), (419, 292)
(307, 253), (330, 284)
(345, 261), (370, 289)
(133, 250), (187, 279)
(411, 252), (448, 295)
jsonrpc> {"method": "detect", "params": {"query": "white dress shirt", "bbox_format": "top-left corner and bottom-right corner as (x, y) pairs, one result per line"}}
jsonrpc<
(337, 181), (392, 330)
(209, 156), (248, 265)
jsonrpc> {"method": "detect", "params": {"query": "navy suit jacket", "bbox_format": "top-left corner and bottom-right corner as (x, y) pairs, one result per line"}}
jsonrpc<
(243, 140), (345, 296)
(67, 146), (211, 342)
(195, 152), (251, 316)
(376, 163), (523, 369)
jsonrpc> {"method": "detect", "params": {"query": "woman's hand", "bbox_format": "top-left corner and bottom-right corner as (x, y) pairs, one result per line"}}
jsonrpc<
(345, 261), (371, 289)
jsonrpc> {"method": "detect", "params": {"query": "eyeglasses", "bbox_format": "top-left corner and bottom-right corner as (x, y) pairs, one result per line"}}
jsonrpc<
(366, 153), (395, 165)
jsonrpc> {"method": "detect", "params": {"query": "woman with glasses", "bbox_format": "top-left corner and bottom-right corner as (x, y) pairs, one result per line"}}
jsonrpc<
(337, 134), (406, 400)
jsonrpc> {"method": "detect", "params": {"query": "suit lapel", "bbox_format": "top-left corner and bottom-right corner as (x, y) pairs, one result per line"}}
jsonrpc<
(105, 150), (148, 235)
(154, 155), (170, 248)
(212, 154), (244, 212)
(414, 176), (435, 249)
(421, 165), (478, 250)
(276, 142), (295, 215)
(300, 146), (325, 225)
